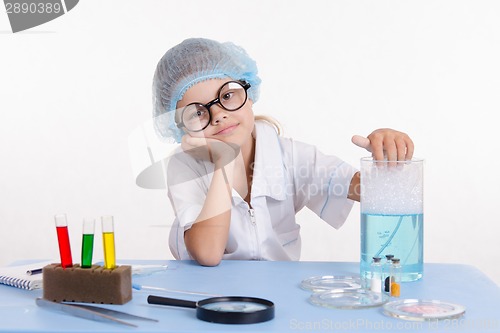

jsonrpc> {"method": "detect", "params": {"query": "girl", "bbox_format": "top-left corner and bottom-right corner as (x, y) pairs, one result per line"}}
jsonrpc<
(153, 38), (414, 266)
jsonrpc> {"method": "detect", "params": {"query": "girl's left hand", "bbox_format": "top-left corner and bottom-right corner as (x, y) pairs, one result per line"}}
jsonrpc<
(352, 128), (414, 161)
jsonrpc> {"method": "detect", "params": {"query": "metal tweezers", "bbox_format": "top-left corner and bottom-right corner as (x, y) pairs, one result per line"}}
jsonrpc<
(36, 298), (159, 327)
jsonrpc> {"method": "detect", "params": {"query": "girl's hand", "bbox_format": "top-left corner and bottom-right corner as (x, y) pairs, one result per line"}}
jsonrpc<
(352, 128), (414, 161)
(181, 135), (240, 168)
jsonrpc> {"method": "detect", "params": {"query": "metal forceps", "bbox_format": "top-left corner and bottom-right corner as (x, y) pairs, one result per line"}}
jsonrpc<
(36, 298), (159, 327)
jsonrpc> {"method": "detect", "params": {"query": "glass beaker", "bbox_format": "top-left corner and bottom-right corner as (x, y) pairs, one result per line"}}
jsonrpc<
(360, 157), (424, 282)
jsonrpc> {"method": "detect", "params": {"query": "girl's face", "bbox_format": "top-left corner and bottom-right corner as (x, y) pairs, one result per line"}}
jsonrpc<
(176, 78), (255, 147)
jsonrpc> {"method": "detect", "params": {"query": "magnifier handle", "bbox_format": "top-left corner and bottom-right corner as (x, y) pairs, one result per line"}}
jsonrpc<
(147, 295), (197, 309)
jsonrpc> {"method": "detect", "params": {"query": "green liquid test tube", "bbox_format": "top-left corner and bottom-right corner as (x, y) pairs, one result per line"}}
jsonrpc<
(81, 218), (95, 268)
(101, 216), (116, 269)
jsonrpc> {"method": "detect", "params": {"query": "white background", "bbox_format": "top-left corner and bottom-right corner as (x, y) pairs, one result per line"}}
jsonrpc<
(1, 0), (499, 286)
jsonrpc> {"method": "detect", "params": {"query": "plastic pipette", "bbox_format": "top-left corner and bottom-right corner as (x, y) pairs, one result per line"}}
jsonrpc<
(132, 283), (221, 297)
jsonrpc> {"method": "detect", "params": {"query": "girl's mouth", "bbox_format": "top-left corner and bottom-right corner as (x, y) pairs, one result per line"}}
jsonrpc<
(214, 124), (238, 135)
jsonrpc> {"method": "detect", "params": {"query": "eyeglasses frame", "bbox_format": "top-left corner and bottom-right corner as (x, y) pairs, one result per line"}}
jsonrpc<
(176, 80), (251, 132)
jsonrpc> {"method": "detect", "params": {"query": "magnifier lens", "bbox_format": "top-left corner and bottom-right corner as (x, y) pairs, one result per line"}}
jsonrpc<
(200, 301), (269, 313)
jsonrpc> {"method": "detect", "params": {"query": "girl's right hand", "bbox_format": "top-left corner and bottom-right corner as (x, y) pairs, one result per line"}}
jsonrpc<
(181, 135), (240, 168)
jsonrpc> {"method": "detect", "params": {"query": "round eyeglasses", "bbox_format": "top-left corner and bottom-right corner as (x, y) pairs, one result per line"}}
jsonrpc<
(176, 81), (251, 132)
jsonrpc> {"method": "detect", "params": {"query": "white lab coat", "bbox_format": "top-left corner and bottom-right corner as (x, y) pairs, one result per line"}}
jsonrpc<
(167, 121), (357, 261)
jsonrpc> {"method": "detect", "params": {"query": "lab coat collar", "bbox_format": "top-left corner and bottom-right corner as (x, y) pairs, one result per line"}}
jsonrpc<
(249, 121), (287, 201)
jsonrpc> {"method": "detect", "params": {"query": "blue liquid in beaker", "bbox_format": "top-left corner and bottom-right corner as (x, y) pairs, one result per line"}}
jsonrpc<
(360, 213), (423, 282)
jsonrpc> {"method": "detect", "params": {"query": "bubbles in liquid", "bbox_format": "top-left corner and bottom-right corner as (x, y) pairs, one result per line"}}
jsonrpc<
(361, 161), (423, 215)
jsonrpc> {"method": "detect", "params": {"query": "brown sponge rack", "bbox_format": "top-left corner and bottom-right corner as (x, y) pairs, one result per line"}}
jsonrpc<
(42, 264), (132, 305)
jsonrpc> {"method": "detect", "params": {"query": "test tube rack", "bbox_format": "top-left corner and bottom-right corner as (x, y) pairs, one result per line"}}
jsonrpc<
(42, 264), (132, 305)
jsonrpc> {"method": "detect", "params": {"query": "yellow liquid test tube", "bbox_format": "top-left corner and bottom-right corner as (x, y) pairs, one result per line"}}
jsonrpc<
(101, 216), (116, 269)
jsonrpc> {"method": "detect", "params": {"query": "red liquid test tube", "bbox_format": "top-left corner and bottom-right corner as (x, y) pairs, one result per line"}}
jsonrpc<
(55, 214), (73, 268)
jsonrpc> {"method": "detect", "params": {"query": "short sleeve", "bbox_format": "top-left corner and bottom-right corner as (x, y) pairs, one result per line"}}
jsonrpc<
(289, 139), (358, 229)
(168, 218), (192, 260)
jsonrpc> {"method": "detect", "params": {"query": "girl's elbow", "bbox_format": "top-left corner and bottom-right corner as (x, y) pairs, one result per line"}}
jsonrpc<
(184, 229), (226, 267)
(193, 252), (223, 267)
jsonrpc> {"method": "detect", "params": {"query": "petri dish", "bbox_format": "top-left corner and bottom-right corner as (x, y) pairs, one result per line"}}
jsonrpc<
(383, 299), (466, 321)
(309, 289), (389, 309)
(300, 275), (362, 293)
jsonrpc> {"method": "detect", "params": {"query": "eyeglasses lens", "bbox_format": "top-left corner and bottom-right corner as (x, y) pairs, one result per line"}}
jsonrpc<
(182, 104), (210, 132)
(219, 81), (247, 111)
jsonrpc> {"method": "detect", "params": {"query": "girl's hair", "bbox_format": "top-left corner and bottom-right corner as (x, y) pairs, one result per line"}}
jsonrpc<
(255, 115), (282, 136)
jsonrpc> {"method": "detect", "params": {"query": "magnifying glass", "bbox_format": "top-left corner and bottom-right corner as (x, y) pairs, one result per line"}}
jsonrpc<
(147, 295), (275, 324)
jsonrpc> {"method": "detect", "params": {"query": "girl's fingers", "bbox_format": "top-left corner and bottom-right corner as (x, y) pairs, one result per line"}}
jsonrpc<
(351, 135), (372, 152)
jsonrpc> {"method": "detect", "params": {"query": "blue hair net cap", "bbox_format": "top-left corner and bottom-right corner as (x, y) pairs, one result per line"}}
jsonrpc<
(152, 38), (261, 143)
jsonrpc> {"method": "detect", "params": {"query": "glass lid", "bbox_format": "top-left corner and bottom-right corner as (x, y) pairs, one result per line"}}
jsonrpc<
(300, 275), (362, 293)
(383, 299), (466, 321)
(309, 289), (389, 309)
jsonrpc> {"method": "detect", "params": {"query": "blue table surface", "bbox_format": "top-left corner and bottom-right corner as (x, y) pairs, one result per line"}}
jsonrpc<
(0, 260), (499, 333)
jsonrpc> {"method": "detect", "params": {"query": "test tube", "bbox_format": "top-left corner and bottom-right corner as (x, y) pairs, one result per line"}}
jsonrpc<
(101, 216), (116, 269)
(81, 218), (95, 268)
(54, 214), (73, 268)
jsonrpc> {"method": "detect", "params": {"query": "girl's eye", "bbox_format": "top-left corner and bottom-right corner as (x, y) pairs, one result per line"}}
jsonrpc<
(221, 91), (234, 101)
(185, 106), (207, 121)
(190, 109), (206, 119)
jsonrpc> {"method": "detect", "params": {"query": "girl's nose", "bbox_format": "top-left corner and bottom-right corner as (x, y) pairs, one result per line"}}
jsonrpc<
(210, 105), (229, 125)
